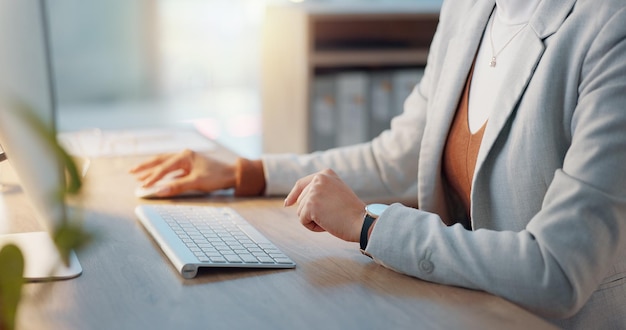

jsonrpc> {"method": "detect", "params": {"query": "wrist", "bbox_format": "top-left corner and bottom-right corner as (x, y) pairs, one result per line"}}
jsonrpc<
(223, 163), (238, 189)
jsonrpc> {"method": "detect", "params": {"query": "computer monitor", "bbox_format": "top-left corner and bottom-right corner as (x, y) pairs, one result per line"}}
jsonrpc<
(0, 0), (81, 280)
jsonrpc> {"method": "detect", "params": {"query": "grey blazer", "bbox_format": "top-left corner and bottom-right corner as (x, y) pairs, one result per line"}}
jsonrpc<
(263, 0), (626, 328)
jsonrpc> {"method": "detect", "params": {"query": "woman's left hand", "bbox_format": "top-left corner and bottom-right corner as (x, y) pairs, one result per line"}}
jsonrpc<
(284, 168), (366, 242)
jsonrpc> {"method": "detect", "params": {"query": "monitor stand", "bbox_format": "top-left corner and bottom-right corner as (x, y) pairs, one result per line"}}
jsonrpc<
(0, 231), (82, 281)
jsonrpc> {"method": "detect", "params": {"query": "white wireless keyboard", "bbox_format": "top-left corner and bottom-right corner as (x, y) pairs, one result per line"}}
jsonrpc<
(135, 204), (296, 278)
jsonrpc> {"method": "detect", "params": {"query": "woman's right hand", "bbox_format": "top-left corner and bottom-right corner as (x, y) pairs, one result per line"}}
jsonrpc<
(129, 149), (236, 197)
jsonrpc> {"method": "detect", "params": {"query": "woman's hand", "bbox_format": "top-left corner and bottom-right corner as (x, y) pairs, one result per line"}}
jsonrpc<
(129, 149), (236, 197)
(284, 168), (366, 242)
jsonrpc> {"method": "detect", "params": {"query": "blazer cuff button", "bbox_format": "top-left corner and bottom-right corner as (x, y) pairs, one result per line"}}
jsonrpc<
(418, 248), (434, 274)
(419, 259), (434, 273)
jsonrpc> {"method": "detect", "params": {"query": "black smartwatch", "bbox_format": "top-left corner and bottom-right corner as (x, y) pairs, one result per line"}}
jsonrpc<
(360, 203), (388, 251)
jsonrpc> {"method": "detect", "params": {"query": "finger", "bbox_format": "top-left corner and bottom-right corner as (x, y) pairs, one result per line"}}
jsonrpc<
(296, 173), (324, 213)
(141, 168), (177, 187)
(135, 170), (156, 181)
(298, 200), (317, 231)
(153, 176), (197, 197)
(321, 167), (338, 177)
(284, 183), (303, 207)
(309, 225), (326, 233)
(142, 170), (169, 187)
(298, 188), (327, 231)
(284, 174), (314, 207)
(299, 204), (326, 233)
(141, 155), (190, 187)
(302, 220), (326, 233)
(295, 184), (310, 217)
(136, 166), (186, 182)
(129, 153), (172, 173)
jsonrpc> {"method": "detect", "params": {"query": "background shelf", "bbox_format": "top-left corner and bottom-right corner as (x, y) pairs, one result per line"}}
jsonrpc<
(261, 2), (440, 154)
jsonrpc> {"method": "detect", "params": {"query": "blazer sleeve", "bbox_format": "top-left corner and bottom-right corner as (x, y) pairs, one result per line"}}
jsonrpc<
(261, 29), (442, 202)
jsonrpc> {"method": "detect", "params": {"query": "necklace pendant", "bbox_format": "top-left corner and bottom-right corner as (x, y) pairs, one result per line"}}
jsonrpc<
(489, 57), (497, 67)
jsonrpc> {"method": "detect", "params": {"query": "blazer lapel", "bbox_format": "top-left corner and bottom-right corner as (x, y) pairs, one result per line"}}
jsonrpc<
(471, 0), (577, 223)
(472, 0), (577, 176)
(472, 31), (545, 176)
(418, 0), (496, 214)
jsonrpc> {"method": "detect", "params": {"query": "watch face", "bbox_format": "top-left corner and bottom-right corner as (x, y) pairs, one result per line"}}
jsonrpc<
(366, 203), (388, 218)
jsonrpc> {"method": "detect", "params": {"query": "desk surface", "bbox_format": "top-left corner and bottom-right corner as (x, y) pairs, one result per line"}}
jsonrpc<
(0, 143), (557, 330)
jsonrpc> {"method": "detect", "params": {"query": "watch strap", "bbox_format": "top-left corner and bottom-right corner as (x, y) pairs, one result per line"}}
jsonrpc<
(360, 214), (376, 251)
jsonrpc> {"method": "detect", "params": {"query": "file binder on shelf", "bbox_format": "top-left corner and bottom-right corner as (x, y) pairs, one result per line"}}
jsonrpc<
(310, 74), (337, 152)
(369, 71), (394, 140)
(391, 68), (425, 117)
(307, 67), (426, 150)
(335, 72), (369, 148)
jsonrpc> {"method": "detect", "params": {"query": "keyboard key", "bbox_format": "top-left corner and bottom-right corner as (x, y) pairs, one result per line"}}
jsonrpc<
(257, 257), (275, 264)
(223, 255), (243, 263)
(274, 258), (294, 264)
(240, 254), (259, 263)
(210, 256), (227, 263)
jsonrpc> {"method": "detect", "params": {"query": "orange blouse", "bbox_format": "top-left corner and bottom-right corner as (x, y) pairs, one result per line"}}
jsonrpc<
(442, 67), (486, 227)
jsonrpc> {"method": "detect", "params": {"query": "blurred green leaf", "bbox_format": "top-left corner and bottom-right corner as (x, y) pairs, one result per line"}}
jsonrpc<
(0, 101), (93, 328)
(8, 103), (91, 263)
(0, 244), (25, 330)
(15, 105), (82, 195)
(53, 223), (93, 266)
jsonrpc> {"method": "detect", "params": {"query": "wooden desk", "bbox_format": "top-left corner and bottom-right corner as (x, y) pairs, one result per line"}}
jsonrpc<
(0, 147), (557, 330)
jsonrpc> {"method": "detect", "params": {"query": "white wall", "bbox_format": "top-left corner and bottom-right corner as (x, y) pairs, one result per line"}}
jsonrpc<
(48, 0), (266, 105)
(48, 0), (156, 104)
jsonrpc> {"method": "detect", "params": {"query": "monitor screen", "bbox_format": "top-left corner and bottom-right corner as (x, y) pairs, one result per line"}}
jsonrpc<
(0, 0), (56, 130)
(0, 0), (81, 280)
(0, 0), (62, 231)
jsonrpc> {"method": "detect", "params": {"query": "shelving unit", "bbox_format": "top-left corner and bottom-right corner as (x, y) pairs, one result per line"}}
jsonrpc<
(261, 1), (441, 154)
